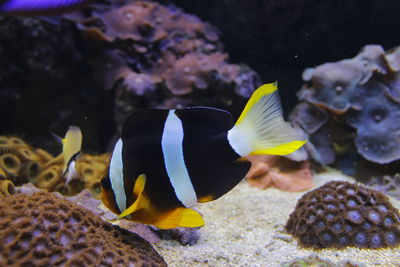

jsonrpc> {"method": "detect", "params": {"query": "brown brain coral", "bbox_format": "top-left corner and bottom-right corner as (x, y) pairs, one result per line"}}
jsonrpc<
(286, 181), (400, 249)
(0, 192), (166, 266)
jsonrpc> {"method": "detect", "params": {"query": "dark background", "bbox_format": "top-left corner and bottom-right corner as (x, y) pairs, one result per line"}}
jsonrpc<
(163, 0), (400, 111)
(1, 0), (400, 152)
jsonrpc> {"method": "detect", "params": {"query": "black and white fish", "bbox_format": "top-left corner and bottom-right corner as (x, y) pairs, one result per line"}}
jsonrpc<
(101, 83), (306, 229)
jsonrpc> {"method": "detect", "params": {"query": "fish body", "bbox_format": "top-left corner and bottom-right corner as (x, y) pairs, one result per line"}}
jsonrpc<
(58, 126), (82, 184)
(101, 83), (306, 229)
(0, 0), (95, 16)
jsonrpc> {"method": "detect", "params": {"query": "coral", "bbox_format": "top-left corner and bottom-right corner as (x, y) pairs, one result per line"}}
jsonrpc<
(0, 179), (15, 198)
(367, 173), (400, 200)
(290, 45), (400, 178)
(0, 192), (166, 266)
(245, 155), (313, 192)
(0, 135), (109, 198)
(0, 136), (44, 185)
(64, 0), (260, 127)
(66, 189), (161, 243)
(36, 152), (110, 198)
(286, 181), (400, 249)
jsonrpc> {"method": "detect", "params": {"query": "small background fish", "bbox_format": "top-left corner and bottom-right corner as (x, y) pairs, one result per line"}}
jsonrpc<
(0, 0), (95, 16)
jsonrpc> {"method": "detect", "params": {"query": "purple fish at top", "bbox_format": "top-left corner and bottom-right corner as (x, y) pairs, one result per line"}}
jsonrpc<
(0, 0), (95, 16)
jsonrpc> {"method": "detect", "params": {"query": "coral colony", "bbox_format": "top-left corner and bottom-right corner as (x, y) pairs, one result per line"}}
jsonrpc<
(0, 135), (109, 198)
(0, 192), (166, 266)
(63, 1), (260, 125)
(1, 0), (400, 266)
(290, 45), (400, 176)
(286, 181), (400, 249)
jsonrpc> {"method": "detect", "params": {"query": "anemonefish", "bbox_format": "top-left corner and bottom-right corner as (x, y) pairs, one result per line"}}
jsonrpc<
(52, 126), (83, 184)
(101, 83), (306, 229)
(0, 0), (95, 16)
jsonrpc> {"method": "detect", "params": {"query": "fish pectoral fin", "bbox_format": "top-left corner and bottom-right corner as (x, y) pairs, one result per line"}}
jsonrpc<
(118, 174), (147, 219)
(155, 207), (205, 229)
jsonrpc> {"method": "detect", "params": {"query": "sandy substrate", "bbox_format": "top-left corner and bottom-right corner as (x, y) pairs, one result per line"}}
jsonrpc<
(154, 170), (400, 267)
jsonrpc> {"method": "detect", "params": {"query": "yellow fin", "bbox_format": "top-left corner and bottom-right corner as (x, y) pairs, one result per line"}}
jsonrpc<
(155, 208), (205, 229)
(198, 195), (214, 203)
(251, 140), (307, 155)
(118, 174), (147, 219)
(236, 82), (278, 125)
(227, 82), (306, 157)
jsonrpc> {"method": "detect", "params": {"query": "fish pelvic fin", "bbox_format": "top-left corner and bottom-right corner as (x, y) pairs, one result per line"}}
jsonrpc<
(154, 207), (204, 229)
(118, 174), (148, 219)
(227, 82), (306, 156)
(62, 126), (83, 172)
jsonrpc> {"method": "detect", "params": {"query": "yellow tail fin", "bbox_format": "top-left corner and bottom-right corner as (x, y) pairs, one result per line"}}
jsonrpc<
(227, 82), (306, 156)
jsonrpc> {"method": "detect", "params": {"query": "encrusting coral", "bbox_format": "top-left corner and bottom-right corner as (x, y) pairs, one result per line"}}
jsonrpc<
(64, 0), (260, 128)
(286, 181), (400, 249)
(36, 152), (110, 198)
(0, 179), (16, 198)
(290, 45), (400, 178)
(245, 155), (313, 192)
(0, 192), (166, 266)
(0, 136), (46, 185)
(0, 135), (109, 199)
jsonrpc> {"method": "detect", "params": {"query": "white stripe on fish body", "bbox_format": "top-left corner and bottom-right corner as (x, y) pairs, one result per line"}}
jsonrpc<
(65, 161), (79, 185)
(162, 110), (198, 208)
(109, 138), (126, 212)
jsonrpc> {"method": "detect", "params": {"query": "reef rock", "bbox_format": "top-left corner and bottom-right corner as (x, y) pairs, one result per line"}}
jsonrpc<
(286, 181), (400, 249)
(0, 192), (166, 266)
(367, 173), (400, 201)
(245, 155), (313, 192)
(64, 0), (261, 128)
(290, 45), (400, 179)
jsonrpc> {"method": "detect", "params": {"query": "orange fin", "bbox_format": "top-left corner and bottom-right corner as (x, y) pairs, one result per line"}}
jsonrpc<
(155, 207), (205, 229)
(118, 174), (147, 219)
(198, 195), (214, 203)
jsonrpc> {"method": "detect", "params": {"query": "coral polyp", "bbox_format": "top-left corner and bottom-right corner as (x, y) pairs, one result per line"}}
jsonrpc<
(286, 181), (400, 249)
(0, 136), (44, 185)
(0, 135), (109, 199)
(0, 192), (167, 266)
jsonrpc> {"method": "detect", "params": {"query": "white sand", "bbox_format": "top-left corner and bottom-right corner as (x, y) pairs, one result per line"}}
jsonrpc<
(154, 170), (400, 267)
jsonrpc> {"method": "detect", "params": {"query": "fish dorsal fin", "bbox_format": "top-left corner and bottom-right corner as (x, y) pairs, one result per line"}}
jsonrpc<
(175, 107), (233, 134)
(154, 207), (205, 229)
(122, 109), (168, 138)
(118, 174), (147, 219)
